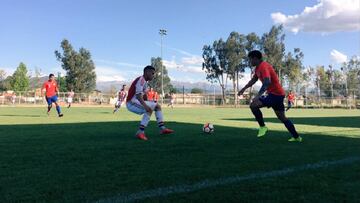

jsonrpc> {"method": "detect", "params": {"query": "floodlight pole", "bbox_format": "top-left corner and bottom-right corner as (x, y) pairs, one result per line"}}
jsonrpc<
(159, 29), (167, 104)
(58, 72), (61, 92)
(342, 66), (349, 109)
(328, 65), (334, 107)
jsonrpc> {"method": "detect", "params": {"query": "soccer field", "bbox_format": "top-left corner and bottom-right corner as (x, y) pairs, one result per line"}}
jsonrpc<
(0, 107), (359, 202)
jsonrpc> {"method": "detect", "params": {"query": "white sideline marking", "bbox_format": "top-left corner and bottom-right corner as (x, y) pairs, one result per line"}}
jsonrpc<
(95, 157), (360, 203)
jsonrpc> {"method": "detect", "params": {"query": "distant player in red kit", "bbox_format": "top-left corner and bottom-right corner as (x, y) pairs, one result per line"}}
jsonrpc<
(286, 90), (295, 111)
(42, 73), (63, 117)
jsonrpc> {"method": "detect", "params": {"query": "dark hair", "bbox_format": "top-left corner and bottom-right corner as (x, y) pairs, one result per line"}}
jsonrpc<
(49, 73), (55, 78)
(143, 65), (155, 72)
(248, 50), (262, 59)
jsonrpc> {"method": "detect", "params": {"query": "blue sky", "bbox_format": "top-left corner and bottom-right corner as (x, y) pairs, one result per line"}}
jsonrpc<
(0, 0), (359, 83)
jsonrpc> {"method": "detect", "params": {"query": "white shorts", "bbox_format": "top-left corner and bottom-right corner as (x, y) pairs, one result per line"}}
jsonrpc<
(67, 98), (73, 103)
(126, 100), (157, 115)
(115, 100), (123, 107)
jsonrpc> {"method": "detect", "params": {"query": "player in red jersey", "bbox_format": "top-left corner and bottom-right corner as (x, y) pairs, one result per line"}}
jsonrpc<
(41, 74), (63, 117)
(113, 84), (127, 114)
(286, 90), (295, 111)
(126, 65), (174, 140)
(154, 91), (159, 102)
(238, 50), (301, 142)
(146, 87), (156, 102)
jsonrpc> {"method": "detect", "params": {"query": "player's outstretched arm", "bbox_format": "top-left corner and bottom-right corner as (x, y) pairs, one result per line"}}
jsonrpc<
(238, 75), (258, 96)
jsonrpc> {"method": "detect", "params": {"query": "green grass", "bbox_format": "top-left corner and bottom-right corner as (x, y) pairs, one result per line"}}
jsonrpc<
(0, 106), (359, 202)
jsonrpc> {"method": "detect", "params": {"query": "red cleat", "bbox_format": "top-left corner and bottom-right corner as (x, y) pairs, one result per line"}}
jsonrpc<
(136, 132), (148, 141)
(160, 128), (174, 135)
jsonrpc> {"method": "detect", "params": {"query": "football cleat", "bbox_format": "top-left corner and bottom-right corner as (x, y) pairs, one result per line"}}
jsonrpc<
(136, 132), (148, 141)
(257, 126), (268, 137)
(160, 128), (174, 135)
(288, 136), (303, 142)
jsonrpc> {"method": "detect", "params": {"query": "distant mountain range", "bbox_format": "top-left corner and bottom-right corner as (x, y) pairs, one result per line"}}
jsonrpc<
(28, 76), (253, 94)
(96, 80), (225, 93)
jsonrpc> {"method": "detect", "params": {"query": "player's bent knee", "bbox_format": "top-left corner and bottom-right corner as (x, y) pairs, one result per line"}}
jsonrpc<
(250, 102), (258, 109)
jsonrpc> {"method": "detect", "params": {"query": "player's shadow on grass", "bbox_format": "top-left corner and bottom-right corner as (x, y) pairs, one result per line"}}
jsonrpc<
(223, 116), (360, 128)
(0, 114), (41, 117)
(0, 121), (359, 202)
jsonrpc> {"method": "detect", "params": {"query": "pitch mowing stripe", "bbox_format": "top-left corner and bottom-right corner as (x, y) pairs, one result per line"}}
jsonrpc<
(95, 157), (360, 203)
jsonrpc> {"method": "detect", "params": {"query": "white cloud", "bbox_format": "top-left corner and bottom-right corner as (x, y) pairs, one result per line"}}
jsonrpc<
(155, 43), (194, 57)
(181, 56), (204, 65)
(271, 0), (360, 33)
(0, 67), (15, 77)
(154, 44), (208, 81)
(163, 60), (178, 69)
(168, 47), (193, 57)
(48, 68), (66, 77)
(330, 49), (348, 64)
(171, 76), (209, 83)
(162, 50), (204, 75)
(163, 59), (203, 73)
(95, 66), (126, 82)
(97, 75), (125, 82)
(94, 59), (145, 81)
(95, 59), (143, 68)
(183, 65), (203, 73)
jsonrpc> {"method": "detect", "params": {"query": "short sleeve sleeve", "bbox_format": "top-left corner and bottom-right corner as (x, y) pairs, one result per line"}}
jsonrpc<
(135, 77), (145, 95)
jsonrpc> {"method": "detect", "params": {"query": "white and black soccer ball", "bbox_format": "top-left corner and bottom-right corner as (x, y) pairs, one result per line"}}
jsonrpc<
(203, 123), (214, 134)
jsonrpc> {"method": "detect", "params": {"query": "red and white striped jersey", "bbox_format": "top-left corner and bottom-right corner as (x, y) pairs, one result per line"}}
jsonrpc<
(67, 91), (74, 98)
(126, 76), (148, 103)
(118, 90), (127, 101)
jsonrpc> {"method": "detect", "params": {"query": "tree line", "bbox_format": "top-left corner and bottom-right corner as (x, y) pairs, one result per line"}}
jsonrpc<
(202, 25), (360, 104)
(0, 39), (175, 96)
(1, 28), (359, 101)
(0, 39), (97, 93)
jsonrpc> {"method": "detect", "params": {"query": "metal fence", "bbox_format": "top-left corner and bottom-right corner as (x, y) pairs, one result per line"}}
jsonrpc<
(1, 89), (359, 109)
(0, 91), (114, 106)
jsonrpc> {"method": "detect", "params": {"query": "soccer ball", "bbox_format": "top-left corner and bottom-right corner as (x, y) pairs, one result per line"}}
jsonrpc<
(203, 123), (214, 134)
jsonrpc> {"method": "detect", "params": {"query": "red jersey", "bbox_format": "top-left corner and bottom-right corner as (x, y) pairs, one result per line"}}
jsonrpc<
(287, 93), (295, 102)
(118, 90), (127, 101)
(126, 76), (148, 103)
(255, 61), (285, 96)
(67, 91), (74, 98)
(154, 92), (159, 101)
(42, 80), (58, 97)
(147, 90), (155, 101)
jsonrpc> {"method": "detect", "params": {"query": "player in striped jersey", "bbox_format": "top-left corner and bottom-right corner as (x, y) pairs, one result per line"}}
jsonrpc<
(126, 66), (174, 140)
(113, 84), (127, 114)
